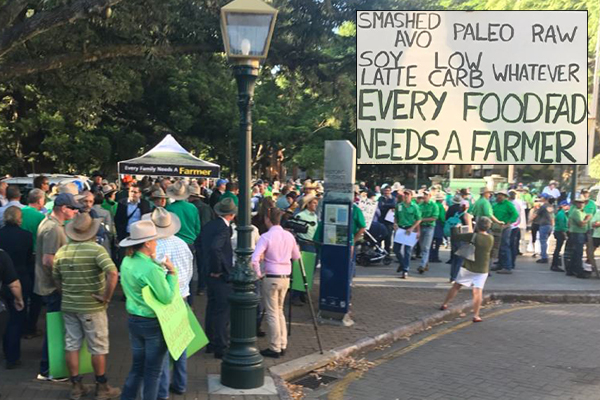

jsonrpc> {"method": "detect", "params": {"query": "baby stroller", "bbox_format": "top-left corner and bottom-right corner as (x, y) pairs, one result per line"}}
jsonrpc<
(356, 221), (393, 267)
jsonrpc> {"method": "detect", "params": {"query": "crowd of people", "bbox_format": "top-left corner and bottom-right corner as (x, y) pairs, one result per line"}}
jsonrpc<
(0, 171), (597, 398)
(0, 172), (332, 399)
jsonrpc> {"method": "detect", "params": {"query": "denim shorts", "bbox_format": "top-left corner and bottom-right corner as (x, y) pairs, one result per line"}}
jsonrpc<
(64, 311), (109, 355)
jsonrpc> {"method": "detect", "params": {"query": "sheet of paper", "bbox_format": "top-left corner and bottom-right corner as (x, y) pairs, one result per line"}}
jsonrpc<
(384, 209), (395, 224)
(394, 228), (418, 247)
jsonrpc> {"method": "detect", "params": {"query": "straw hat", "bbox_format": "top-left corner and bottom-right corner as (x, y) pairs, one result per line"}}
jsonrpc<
(166, 181), (189, 201)
(119, 220), (160, 247)
(65, 213), (101, 242)
(149, 186), (168, 199)
(391, 182), (403, 192)
(573, 196), (586, 203)
(480, 187), (493, 194)
(187, 183), (205, 198)
(142, 207), (181, 237)
(214, 197), (238, 216)
(495, 190), (509, 197)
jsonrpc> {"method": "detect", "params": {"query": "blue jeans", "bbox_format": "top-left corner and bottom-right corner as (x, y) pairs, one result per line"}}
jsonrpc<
(568, 232), (587, 276)
(158, 350), (187, 398)
(419, 226), (435, 268)
(2, 294), (24, 363)
(538, 225), (552, 260)
(393, 243), (412, 272)
(40, 291), (61, 375)
(121, 317), (168, 400)
(499, 227), (513, 270)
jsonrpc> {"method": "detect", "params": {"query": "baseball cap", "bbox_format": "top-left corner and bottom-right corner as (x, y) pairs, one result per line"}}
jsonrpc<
(54, 193), (82, 209)
(216, 178), (229, 187)
(559, 200), (569, 206)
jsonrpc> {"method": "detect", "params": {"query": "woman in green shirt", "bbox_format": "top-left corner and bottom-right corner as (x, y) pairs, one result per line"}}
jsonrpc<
(440, 217), (494, 323)
(119, 220), (177, 400)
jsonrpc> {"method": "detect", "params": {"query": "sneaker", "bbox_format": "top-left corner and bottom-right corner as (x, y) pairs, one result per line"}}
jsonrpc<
(417, 266), (425, 274)
(400, 271), (408, 279)
(37, 374), (69, 382)
(95, 382), (121, 400)
(536, 259), (549, 264)
(550, 266), (565, 272)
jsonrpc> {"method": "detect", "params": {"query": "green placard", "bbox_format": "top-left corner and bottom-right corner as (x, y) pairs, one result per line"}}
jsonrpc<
(291, 251), (317, 292)
(142, 285), (194, 360)
(186, 306), (209, 357)
(47, 312), (94, 378)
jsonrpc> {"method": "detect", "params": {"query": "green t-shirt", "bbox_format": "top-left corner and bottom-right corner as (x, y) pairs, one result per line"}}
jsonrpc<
(584, 199), (597, 216)
(419, 200), (439, 227)
(554, 209), (568, 232)
(296, 209), (318, 242)
(21, 206), (45, 249)
(120, 252), (177, 318)
(352, 204), (366, 237)
(395, 201), (422, 228)
(492, 200), (518, 224)
(52, 242), (117, 313)
(166, 200), (201, 244)
(568, 208), (588, 234)
(591, 212), (600, 238)
(220, 191), (239, 207)
(454, 232), (493, 274)
(470, 197), (493, 219)
(101, 199), (118, 218)
(436, 201), (446, 223)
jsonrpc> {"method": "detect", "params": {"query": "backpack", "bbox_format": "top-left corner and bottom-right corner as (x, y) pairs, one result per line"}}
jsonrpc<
(444, 212), (464, 237)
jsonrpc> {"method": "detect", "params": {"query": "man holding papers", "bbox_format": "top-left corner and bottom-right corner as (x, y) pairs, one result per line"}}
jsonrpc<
(393, 190), (422, 279)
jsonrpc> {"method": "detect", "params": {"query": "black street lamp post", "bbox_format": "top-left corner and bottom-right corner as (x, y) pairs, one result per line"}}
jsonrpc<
(219, 0), (277, 389)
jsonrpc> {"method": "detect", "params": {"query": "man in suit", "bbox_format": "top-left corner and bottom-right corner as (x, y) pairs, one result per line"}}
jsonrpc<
(201, 197), (236, 359)
(114, 184), (151, 263)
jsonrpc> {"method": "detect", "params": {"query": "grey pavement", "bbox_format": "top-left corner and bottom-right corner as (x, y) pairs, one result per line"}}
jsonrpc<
(309, 304), (600, 400)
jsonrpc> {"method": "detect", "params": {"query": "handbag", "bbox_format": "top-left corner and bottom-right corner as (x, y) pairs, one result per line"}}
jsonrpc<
(454, 233), (477, 262)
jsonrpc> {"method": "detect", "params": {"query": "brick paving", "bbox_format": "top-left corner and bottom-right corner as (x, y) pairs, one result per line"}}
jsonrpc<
(325, 304), (600, 400)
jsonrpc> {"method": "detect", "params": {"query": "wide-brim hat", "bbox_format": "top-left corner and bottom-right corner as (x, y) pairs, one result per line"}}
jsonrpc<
(451, 194), (463, 204)
(166, 181), (189, 201)
(187, 183), (205, 198)
(119, 220), (160, 247)
(480, 187), (493, 194)
(149, 186), (168, 199)
(214, 197), (238, 216)
(573, 196), (586, 203)
(102, 185), (117, 196)
(141, 207), (181, 237)
(435, 193), (445, 201)
(65, 212), (101, 242)
(391, 182), (403, 192)
(495, 190), (509, 197)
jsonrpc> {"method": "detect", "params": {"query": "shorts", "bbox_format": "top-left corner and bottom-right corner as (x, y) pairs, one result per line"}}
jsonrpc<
(456, 267), (488, 289)
(63, 311), (109, 355)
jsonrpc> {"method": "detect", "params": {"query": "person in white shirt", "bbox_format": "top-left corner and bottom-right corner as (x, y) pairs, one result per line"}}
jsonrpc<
(542, 181), (561, 199)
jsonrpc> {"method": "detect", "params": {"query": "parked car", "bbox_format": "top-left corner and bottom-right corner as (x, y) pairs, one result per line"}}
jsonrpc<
(1, 174), (91, 197)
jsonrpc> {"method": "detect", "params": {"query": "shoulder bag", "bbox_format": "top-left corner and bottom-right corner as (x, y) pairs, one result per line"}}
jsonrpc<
(454, 233), (477, 262)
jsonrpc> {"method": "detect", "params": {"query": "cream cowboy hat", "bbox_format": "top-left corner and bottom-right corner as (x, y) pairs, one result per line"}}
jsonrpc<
(119, 220), (160, 247)
(187, 183), (205, 198)
(166, 181), (189, 201)
(65, 213), (101, 242)
(142, 207), (181, 238)
(301, 194), (317, 210)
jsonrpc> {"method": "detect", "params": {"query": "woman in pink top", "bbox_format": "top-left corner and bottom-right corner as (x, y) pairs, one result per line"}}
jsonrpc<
(251, 208), (301, 358)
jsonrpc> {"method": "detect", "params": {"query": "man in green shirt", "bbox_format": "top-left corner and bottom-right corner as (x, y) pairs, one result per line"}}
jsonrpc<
(100, 185), (118, 218)
(394, 190), (422, 278)
(417, 191), (439, 274)
(220, 182), (239, 207)
(429, 193), (446, 263)
(580, 188), (596, 217)
(52, 212), (120, 399)
(493, 190), (519, 274)
(551, 201), (569, 272)
(567, 197), (592, 278)
(21, 189), (46, 249)
(470, 188), (502, 224)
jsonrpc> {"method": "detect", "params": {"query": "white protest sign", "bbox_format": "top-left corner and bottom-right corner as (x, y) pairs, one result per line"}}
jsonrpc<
(357, 198), (378, 229)
(357, 11), (587, 165)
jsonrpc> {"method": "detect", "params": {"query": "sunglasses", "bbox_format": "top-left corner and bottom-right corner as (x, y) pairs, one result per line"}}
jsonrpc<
(66, 206), (79, 210)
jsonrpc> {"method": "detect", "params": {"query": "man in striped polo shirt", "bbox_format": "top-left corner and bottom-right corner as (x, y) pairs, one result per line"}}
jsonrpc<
(52, 213), (120, 400)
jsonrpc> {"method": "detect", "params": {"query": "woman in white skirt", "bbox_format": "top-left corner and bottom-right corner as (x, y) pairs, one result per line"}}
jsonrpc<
(440, 217), (494, 322)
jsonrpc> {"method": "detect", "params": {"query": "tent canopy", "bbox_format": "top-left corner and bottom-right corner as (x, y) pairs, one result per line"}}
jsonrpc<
(118, 134), (220, 178)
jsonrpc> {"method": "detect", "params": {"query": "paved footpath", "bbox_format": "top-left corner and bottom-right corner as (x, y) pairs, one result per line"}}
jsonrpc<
(1, 248), (599, 399)
(310, 304), (600, 400)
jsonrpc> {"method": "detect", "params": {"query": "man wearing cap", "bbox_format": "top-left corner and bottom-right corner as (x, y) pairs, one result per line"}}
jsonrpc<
(529, 194), (554, 264)
(470, 188), (497, 223)
(52, 213), (120, 400)
(551, 201), (569, 272)
(209, 179), (228, 209)
(542, 180), (560, 199)
(567, 197), (592, 278)
(115, 184), (151, 244)
(90, 171), (104, 194)
(201, 198), (237, 358)
(417, 191), (438, 274)
(116, 176), (133, 202)
(394, 190), (422, 279)
(143, 208), (193, 398)
(34, 193), (81, 381)
(493, 191), (519, 274)
(188, 183), (215, 295)
(377, 186), (396, 254)
(101, 185), (118, 218)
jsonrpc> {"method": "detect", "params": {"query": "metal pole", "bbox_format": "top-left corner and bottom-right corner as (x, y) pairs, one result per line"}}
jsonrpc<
(570, 165), (578, 203)
(221, 61), (265, 389)
(415, 165), (419, 190)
